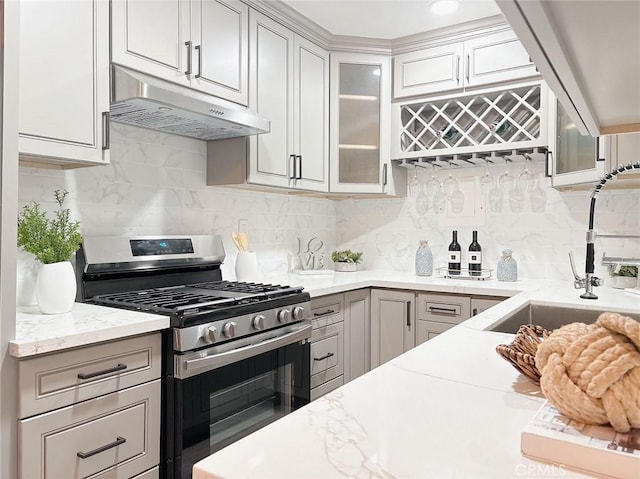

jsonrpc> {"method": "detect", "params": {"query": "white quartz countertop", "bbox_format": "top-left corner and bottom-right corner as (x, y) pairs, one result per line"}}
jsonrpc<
(11, 270), (639, 359)
(11, 302), (168, 357)
(192, 274), (639, 479)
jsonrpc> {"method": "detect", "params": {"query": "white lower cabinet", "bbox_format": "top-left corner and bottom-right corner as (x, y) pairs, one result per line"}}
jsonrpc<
(370, 289), (415, 368)
(17, 333), (162, 479)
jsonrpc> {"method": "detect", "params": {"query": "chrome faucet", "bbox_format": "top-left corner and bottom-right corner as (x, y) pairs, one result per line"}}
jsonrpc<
(570, 161), (640, 299)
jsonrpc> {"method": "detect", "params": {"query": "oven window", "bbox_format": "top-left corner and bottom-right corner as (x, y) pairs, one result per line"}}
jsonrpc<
(176, 342), (309, 479)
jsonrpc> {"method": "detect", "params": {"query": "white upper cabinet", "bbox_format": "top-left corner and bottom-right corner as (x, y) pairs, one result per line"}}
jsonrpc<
(190, 0), (248, 103)
(393, 29), (538, 99)
(496, 0), (640, 136)
(248, 10), (329, 192)
(111, 0), (248, 105)
(19, 0), (110, 166)
(330, 52), (405, 195)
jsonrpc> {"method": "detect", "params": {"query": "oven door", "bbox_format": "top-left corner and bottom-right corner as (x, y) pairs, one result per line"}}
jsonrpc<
(170, 322), (311, 479)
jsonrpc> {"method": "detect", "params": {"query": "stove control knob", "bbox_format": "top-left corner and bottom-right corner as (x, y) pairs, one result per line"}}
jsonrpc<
(202, 326), (219, 344)
(252, 315), (266, 331)
(278, 309), (292, 324)
(222, 322), (237, 338)
(292, 306), (306, 321)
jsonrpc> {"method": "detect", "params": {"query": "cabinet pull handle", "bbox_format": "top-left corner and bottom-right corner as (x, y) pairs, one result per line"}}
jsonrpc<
(185, 41), (192, 75)
(465, 54), (470, 82)
(77, 436), (126, 459)
(289, 154), (297, 179)
(313, 352), (334, 361)
(406, 301), (411, 327)
(101, 111), (110, 151)
(296, 155), (302, 179)
(382, 163), (388, 187)
(195, 45), (202, 78)
(313, 309), (336, 318)
(455, 55), (460, 84)
(428, 306), (457, 315)
(546, 150), (553, 178)
(472, 308), (478, 316)
(77, 363), (127, 380)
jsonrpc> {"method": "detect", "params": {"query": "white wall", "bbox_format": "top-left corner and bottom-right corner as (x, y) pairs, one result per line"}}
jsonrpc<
(17, 123), (640, 305)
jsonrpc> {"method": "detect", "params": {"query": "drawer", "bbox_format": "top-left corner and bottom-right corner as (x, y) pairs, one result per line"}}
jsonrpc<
(417, 293), (471, 324)
(19, 333), (161, 418)
(310, 322), (344, 389)
(19, 379), (160, 479)
(311, 375), (344, 401)
(131, 466), (159, 479)
(416, 320), (455, 345)
(311, 294), (344, 329)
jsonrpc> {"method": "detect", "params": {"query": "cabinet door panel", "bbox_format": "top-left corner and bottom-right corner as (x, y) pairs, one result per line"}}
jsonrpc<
(371, 290), (415, 368)
(393, 43), (463, 98)
(111, 0), (190, 85)
(19, 0), (109, 165)
(193, 0), (248, 104)
(294, 37), (329, 191)
(248, 11), (294, 187)
(344, 290), (371, 382)
(465, 30), (537, 88)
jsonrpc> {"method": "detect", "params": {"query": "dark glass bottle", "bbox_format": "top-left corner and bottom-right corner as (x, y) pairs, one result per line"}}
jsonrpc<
(448, 231), (461, 275)
(468, 230), (482, 276)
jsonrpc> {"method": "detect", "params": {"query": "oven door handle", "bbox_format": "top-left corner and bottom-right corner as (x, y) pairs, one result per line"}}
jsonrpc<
(179, 323), (312, 377)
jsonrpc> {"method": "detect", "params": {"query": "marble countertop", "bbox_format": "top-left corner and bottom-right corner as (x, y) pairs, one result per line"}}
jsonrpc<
(11, 303), (168, 358)
(11, 270), (639, 359)
(192, 274), (639, 479)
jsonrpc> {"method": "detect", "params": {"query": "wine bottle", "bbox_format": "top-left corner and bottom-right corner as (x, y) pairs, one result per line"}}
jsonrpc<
(448, 231), (461, 275)
(468, 230), (482, 277)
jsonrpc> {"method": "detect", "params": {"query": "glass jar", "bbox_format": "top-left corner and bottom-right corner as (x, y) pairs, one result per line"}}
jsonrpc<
(497, 249), (518, 282)
(415, 240), (433, 276)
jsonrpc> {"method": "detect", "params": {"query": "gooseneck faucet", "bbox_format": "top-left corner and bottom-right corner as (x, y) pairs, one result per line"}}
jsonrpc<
(570, 161), (640, 299)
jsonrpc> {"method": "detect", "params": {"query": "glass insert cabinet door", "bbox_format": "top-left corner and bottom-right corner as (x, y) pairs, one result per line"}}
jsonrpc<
(330, 52), (391, 193)
(550, 99), (606, 186)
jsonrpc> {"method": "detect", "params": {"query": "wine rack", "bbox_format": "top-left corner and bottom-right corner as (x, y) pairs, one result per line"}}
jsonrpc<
(393, 81), (550, 161)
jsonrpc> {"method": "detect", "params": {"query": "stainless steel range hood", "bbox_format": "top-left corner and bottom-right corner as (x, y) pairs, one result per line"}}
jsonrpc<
(110, 66), (270, 140)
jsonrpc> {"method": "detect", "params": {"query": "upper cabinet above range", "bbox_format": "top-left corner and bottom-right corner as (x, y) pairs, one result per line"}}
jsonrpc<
(393, 28), (538, 99)
(111, 0), (249, 106)
(496, 0), (640, 137)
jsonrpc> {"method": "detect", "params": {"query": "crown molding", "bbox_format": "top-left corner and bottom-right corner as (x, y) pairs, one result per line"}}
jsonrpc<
(246, 3), (508, 56)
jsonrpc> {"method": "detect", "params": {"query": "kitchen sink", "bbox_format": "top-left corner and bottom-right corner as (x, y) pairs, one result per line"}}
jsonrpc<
(485, 303), (640, 334)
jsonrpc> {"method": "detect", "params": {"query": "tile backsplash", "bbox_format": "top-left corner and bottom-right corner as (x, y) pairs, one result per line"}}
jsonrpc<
(18, 123), (639, 304)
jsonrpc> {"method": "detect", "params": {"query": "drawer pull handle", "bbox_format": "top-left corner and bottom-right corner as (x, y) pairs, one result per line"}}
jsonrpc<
(313, 309), (336, 318)
(406, 301), (411, 327)
(428, 306), (458, 315)
(77, 363), (127, 380)
(313, 352), (334, 361)
(77, 436), (126, 459)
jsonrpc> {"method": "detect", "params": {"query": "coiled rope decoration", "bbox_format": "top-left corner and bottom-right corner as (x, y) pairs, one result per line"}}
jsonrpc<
(535, 312), (640, 433)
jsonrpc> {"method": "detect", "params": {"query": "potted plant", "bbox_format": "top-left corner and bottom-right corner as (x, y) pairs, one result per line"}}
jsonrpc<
(331, 249), (363, 272)
(607, 264), (638, 289)
(17, 190), (83, 314)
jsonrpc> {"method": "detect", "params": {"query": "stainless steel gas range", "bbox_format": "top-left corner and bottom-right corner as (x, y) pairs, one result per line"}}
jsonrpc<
(76, 235), (312, 479)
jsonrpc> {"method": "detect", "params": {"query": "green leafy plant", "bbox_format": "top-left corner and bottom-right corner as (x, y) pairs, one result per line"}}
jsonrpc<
(17, 190), (83, 264)
(608, 265), (638, 278)
(331, 249), (363, 264)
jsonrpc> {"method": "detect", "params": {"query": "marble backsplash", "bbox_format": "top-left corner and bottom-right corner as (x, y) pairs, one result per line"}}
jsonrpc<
(17, 123), (639, 304)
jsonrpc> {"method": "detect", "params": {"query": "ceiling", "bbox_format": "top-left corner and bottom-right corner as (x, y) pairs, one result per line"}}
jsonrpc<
(278, 0), (503, 39)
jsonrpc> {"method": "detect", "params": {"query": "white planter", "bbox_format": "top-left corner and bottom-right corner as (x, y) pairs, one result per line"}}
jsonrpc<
(35, 261), (77, 314)
(334, 262), (358, 272)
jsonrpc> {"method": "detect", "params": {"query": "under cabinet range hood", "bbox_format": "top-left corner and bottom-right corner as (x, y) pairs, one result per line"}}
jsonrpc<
(109, 66), (270, 140)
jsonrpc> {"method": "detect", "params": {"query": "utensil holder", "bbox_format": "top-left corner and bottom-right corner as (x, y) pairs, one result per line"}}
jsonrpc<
(235, 251), (258, 282)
